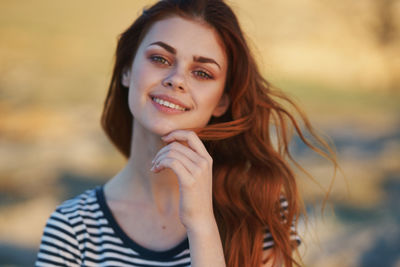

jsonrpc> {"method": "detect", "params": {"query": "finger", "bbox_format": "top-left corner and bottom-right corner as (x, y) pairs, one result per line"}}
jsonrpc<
(153, 157), (194, 184)
(162, 130), (211, 161)
(153, 141), (202, 165)
(152, 149), (200, 175)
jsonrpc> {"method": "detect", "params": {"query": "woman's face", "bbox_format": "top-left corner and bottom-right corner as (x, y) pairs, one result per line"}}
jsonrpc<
(122, 15), (229, 136)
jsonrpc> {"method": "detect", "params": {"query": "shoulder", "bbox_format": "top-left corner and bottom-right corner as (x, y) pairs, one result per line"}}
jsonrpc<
(36, 187), (99, 266)
(56, 187), (98, 215)
(40, 187), (101, 242)
(262, 195), (301, 250)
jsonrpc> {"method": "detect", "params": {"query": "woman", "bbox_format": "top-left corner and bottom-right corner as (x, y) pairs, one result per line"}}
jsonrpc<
(36, 0), (337, 266)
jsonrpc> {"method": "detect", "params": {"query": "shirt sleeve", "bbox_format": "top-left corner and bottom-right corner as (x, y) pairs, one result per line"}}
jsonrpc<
(262, 196), (301, 250)
(35, 209), (81, 267)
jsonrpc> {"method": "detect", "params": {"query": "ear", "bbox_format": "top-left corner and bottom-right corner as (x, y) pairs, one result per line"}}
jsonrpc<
(212, 93), (230, 117)
(121, 67), (131, 87)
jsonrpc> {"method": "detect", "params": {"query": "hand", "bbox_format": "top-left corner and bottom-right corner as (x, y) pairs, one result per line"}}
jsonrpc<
(150, 130), (215, 231)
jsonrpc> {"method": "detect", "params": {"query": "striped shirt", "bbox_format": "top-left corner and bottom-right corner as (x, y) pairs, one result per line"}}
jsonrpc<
(36, 185), (300, 266)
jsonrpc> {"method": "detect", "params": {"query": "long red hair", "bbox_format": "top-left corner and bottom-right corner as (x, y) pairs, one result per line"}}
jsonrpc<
(100, 0), (338, 266)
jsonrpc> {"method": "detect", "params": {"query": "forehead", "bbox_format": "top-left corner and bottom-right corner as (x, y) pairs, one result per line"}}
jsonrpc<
(140, 16), (227, 68)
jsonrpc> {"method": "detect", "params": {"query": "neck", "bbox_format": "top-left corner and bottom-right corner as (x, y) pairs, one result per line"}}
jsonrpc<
(105, 120), (180, 216)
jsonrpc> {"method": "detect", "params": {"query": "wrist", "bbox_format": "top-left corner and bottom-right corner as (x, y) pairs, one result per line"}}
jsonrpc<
(186, 217), (219, 236)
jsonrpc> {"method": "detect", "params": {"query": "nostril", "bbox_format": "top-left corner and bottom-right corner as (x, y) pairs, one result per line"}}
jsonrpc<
(162, 78), (185, 91)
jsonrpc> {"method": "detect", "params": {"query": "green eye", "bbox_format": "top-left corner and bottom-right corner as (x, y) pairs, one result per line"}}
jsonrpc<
(194, 70), (213, 80)
(150, 55), (169, 65)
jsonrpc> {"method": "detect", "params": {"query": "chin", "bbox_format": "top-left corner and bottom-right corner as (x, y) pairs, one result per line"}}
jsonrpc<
(137, 116), (206, 136)
(145, 123), (182, 136)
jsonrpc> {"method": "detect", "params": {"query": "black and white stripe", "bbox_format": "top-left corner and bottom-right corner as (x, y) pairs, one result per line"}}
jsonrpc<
(263, 196), (301, 250)
(36, 186), (300, 266)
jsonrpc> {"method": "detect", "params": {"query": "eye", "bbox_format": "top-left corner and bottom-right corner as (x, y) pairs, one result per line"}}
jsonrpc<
(193, 70), (213, 80)
(149, 55), (170, 65)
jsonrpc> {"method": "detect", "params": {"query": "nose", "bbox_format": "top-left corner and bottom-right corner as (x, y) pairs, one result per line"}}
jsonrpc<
(162, 67), (186, 92)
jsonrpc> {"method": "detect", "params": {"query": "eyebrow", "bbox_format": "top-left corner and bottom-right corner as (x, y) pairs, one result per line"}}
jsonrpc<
(148, 41), (221, 70)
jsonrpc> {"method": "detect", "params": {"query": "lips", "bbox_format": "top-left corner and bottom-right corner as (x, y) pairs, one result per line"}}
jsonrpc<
(150, 94), (191, 111)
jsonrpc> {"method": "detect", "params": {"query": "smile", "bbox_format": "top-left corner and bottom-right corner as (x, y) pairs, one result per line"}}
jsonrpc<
(151, 96), (189, 111)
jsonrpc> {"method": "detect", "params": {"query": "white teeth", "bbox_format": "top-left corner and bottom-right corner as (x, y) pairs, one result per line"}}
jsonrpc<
(153, 97), (186, 111)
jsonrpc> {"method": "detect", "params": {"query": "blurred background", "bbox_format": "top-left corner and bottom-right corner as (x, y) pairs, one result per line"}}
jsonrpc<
(0, 0), (399, 266)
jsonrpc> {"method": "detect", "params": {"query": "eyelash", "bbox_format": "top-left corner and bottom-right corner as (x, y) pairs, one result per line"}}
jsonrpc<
(193, 70), (213, 80)
(149, 55), (214, 80)
(150, 55), (170, 65)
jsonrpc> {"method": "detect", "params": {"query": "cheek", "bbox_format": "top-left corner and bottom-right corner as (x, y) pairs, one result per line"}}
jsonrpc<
(128, 61), (157, 105)
(128, 70), (146, 116)
(197, 84), (225, 108)
(131, 61), (150, 92)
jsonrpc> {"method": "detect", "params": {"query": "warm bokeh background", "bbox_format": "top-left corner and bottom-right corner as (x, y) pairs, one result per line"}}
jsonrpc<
(1, 0), (399, 266)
